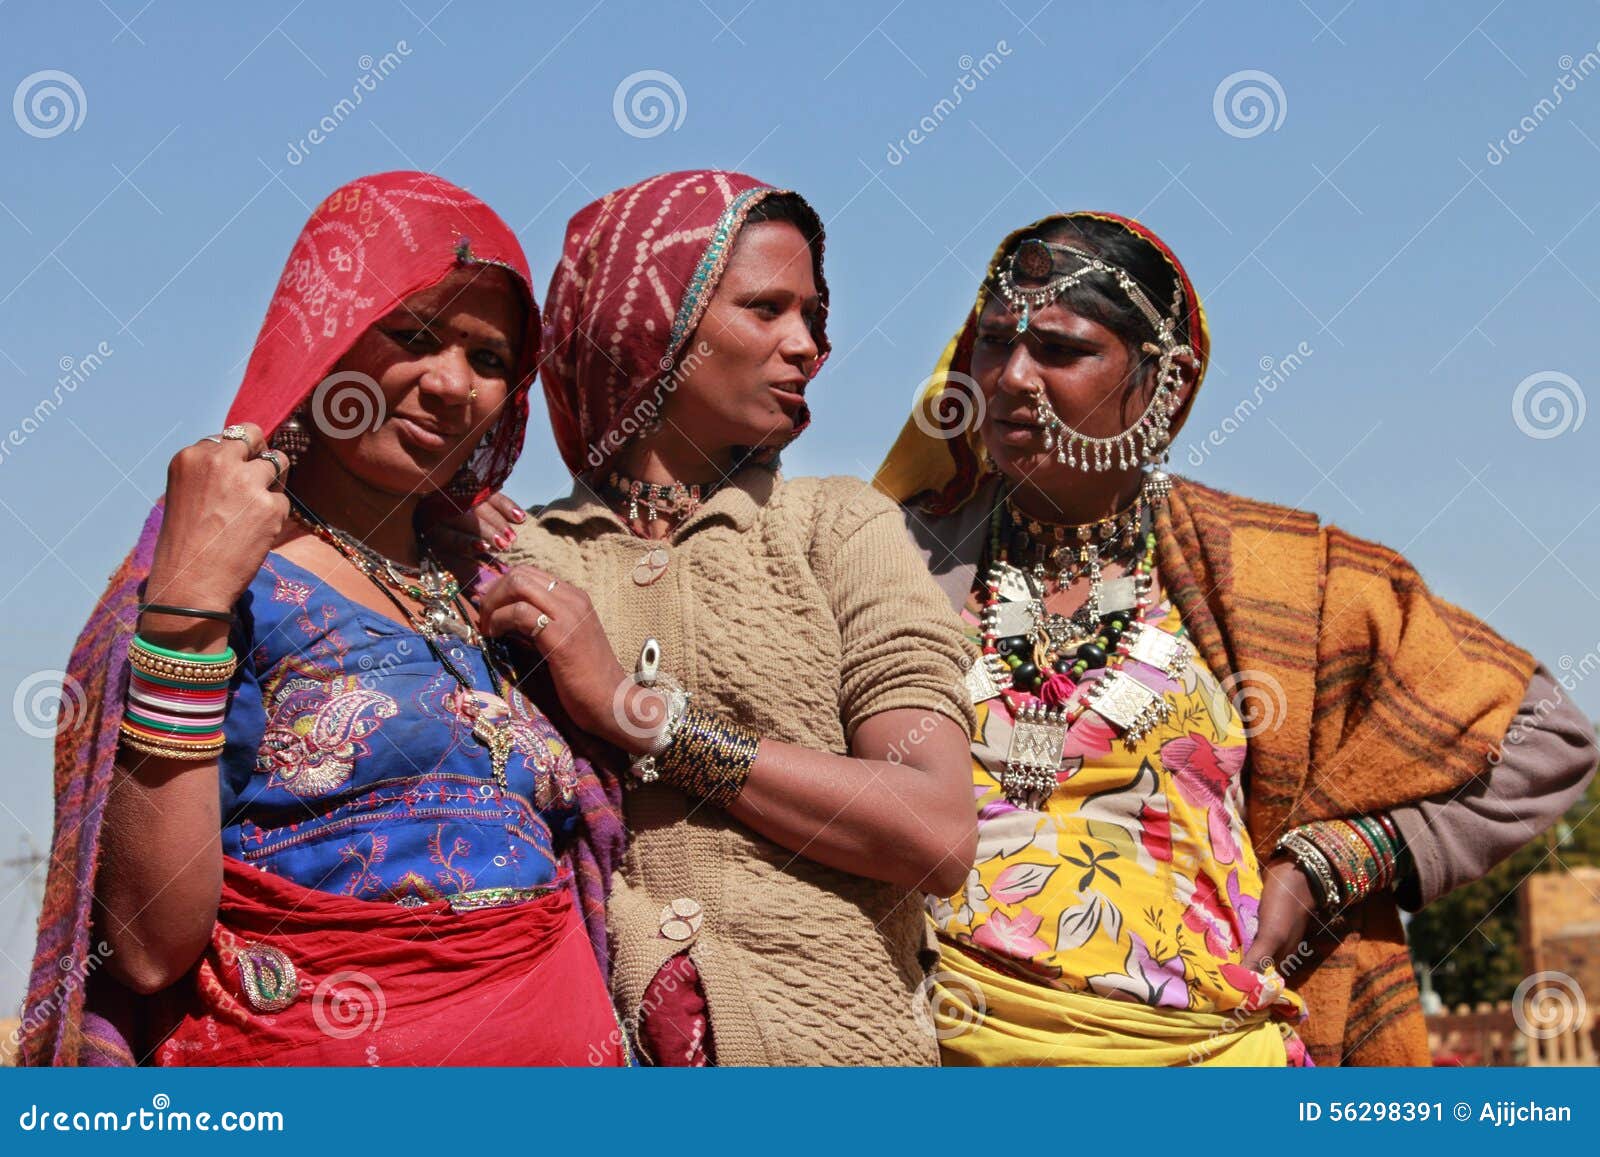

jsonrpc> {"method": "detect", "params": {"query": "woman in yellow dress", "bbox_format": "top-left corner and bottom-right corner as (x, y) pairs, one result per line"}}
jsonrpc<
(877, 210), (1594, 1066)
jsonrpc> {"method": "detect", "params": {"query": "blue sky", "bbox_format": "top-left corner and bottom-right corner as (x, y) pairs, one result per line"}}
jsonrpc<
(1, 1), (1597, 1015)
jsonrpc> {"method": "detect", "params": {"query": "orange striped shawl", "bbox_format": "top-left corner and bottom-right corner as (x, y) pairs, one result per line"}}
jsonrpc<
(1155, 476), (1536, 1064)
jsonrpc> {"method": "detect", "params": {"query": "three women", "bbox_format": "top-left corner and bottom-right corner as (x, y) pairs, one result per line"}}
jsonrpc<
(24, 171), (1595, 1068)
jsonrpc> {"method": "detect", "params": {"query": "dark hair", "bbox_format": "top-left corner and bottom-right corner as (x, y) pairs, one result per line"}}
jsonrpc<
(991, 216), (1192, 380)
(740, 190), (828, 337)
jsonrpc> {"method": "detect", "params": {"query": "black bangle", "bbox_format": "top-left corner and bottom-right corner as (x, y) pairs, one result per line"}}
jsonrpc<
(138, 602), (235, 624)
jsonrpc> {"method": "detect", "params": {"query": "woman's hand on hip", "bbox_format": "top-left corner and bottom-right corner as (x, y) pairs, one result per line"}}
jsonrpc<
(143, 423), (288, 649)
(476, 564), (659, 754)
(1248, 854), (1318, 976)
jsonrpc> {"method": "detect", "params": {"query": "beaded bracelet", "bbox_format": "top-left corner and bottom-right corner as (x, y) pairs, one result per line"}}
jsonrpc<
(652, 702), (761, 808)
(120, 635), (236, 761)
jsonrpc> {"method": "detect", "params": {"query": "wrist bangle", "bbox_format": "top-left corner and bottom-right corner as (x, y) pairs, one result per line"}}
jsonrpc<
(1275, 831), (1343, 914)
(1277, 814), (1405, 915)
(654, 702), (760, 808)
(629, 688), (691, 784)
(121, 634), (237, 760)
(138, 602), (235, 625)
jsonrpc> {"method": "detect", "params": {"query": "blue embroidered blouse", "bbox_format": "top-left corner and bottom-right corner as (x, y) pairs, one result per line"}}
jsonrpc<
(218, 553), (580, 903)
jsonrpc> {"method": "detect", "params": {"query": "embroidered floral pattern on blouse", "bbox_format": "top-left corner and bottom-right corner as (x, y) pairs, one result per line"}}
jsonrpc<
(219, 553), (579, 903)
(257, 659), (399, 798)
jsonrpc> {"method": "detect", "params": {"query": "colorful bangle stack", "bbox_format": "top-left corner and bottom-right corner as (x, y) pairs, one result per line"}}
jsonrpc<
(120, 635), (238, 761)
(1274, 814), (1407, 915)
(652, 702), (761, 808)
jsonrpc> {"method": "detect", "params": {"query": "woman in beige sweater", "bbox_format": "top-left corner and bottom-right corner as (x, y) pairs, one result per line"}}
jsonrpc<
(439, 171), (978, 1065)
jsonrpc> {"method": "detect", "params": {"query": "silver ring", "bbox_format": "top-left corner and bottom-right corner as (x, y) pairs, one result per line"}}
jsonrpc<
(201, 435), (224, 444)
(256, 448), (287, 487)
(220, 424), (251, 443)
(546, 578), (558, 593)
(531, 612), (552, 637)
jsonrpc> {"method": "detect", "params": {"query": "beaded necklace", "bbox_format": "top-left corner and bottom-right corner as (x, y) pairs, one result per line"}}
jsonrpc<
(290, 504), (469, 642)
(289, 499), (525, 790)
(971, 492), (1190, 808)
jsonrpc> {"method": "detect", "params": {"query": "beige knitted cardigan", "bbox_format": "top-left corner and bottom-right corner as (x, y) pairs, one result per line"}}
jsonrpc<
(503, 467), (977, 1065)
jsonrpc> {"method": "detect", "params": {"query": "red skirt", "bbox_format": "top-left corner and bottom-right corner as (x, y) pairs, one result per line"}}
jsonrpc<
(153, 858), (625, 1066)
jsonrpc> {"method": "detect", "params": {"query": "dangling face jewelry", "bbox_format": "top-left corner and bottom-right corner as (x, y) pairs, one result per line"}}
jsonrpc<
(984, 238), (1196, 483)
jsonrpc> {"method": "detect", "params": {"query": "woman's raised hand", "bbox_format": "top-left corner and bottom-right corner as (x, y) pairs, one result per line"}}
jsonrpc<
(476, 564), (661, 755)
(423, 490), (527, 576)
(141, 423), (289, 650)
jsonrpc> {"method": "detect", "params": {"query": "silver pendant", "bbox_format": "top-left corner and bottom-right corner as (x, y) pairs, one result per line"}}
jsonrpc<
(989, 599), (1037, 640)
(1085, 670), (1171, 747)
(1002, 702), (1068, 809)
(966, 658), (1002, 704)
(994, 562), (1037, 604)
(1097, 576), (1139, 615)
(1122, 623), (1190, 678)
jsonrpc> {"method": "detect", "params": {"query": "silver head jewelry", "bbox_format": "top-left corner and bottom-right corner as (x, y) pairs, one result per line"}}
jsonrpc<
(994, 238), (1195, 489)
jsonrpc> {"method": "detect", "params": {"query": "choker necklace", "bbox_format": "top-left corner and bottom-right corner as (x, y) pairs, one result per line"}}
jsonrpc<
(605, 471), (709, 525)
(1003, 492), (1146, 588)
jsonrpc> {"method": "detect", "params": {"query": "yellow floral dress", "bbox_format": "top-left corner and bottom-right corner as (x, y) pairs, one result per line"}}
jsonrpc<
(929, 591), (1311, 1065)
